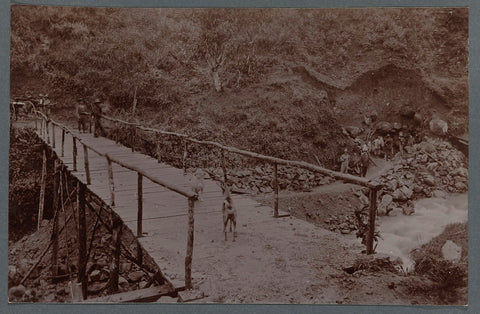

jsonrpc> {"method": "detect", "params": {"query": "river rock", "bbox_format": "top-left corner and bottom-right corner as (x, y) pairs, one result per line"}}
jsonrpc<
(429, 118), (448, 135)
(432, 190), (447, 198)
(441, 240), (462, 262)
(118, 276), (129, 287)
(90, 270), (101, 282)
(120, 262), (132, 273)
(392, 186), (413, 201)
(139, 281), (149, 289)
(452, 167), (468, 178)
(8, 285), (26, 299)
(455, 182), (467, 191)
(402, 202), (415, 216)
(424, 175), (436, 186)
(96, 257), (108, 267)
(377, 194), (393, 216)
(128, 271), (144, 282)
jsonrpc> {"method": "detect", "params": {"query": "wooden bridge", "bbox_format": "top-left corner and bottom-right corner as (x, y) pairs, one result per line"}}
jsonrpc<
(30, 109), (382, 302)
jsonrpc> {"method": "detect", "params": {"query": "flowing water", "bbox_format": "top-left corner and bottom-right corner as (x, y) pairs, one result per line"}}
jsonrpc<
(375, 193), (468, 271)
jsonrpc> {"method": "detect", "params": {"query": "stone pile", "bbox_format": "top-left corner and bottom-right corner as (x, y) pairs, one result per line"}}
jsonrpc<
(375, 137), (468, 216)
(204, 165), (335, 193)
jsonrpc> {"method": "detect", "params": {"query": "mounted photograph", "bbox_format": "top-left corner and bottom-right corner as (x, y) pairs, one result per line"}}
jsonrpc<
(8, 6), (468, 305)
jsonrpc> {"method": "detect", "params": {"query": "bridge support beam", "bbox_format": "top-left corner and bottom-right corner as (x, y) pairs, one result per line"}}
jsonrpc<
(273, 163), (279, 217)
(37, 147), (47, 230)
(366, 187), (379, 255)
(77, 181), (88, 300)
(137, 173), (143, 237)
(185, 197), (195, 289)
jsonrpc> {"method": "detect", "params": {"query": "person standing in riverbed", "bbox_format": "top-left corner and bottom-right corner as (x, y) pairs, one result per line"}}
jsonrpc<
(340, 148), (350, 174)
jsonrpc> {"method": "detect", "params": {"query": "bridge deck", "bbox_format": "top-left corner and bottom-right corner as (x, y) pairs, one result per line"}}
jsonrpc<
(39, 123), (352, 300)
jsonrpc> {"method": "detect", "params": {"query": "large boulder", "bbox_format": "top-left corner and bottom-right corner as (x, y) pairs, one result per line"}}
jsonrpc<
(452, 167), (468, 178)
(377, 194), (393, 216)
(429, 118), (448, 135)
(441, 240), (462, 262)
(424, 174), (436, 186)
(392, 186), (413, 201)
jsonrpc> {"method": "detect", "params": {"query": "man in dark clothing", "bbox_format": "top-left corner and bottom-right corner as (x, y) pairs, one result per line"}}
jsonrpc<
(90, 98), (105, 138)
(76, 98), (89, 133)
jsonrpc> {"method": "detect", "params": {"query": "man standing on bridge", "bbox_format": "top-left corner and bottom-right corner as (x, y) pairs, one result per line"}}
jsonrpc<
(76, 98), (89, 133)
(90, 98), (105, 138)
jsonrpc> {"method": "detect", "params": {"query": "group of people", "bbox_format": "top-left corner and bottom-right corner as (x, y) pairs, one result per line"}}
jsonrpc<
(339, 144), (370, 177)
(75, 97), (105, 137)
(371, 131), (415, 160)
(339, 129), (416, 177)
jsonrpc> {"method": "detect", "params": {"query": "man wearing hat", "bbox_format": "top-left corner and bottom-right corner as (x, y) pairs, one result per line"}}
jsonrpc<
(76, 98), (89, 133)
(90, 98), (105, 137)
(339, 148), (350, 174)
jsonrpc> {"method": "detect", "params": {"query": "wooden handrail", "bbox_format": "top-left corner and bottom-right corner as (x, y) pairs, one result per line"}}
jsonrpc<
(100, 114), (381, 189)
(34, 111), (196, 199)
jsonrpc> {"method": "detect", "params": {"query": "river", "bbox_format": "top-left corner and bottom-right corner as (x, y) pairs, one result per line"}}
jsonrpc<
(374, 193), (468, 271)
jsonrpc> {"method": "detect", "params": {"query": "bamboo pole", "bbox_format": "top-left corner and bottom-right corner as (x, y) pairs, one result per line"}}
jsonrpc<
(61, 129), (65, 157)
(37, 148), (47, 230)
(115, 121), (119, 144)
(99, 114), (377, 188)
(137, 173), (143, 237)
(73, 136), (77, 172)
(182, 141), (188, 175)
(83, 144), (91, 185)
(52, 123), (56, 148)
(185, 197), (195, 289)
(51, 160), (59, 276)
(107, 156), (115, 207)
(107, 218), (122, 294)
(273, 163), (279, 217)
(77, 181), (87, 300)
(366, 188), (378, 255)
(156, 134), (161, 163)
(221, 149), (227, 183)
(46, 120), (50, 145)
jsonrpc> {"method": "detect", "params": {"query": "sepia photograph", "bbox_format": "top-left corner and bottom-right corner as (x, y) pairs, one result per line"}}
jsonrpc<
(8, 5), (469, 305)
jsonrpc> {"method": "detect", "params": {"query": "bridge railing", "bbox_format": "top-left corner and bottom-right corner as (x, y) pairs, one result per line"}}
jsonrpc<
(98, 113), (382, 255)
(33, 110), (198, 289)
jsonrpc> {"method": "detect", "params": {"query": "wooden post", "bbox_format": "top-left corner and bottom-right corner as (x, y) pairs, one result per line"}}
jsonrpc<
(130, 125), (135, 152)
(273, 163), (279, 217)
(51, 123), (56, 148)
(107, 156), (115, 207)
(61, 129), (65, 157)
(182, 141), (188, 175)
(77, 181), (87, 300)
(73, 136), (77, 172)
(83, 144), (91, 185)
(37, 148), (47, 230)
(115, 121), (119, 144)
(366, 188), (378, 255)
(156, 134), (161, 163)
(221, 149), (227, 183)
(108, 217), (122, 294)
(137, 173), (143, 237)
(51, 160), (59, 276)
(46, 120), (50, 145)
(185, 197), (195, 289)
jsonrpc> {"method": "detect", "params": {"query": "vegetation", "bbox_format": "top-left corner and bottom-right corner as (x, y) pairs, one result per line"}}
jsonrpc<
(10, 6), (468, 166)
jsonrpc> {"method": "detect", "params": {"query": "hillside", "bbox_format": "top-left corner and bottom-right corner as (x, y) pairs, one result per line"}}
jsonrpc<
(10, 6), (469, 167)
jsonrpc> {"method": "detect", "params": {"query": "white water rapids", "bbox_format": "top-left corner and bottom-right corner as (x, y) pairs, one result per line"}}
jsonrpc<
(374, 193), (468, 271)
